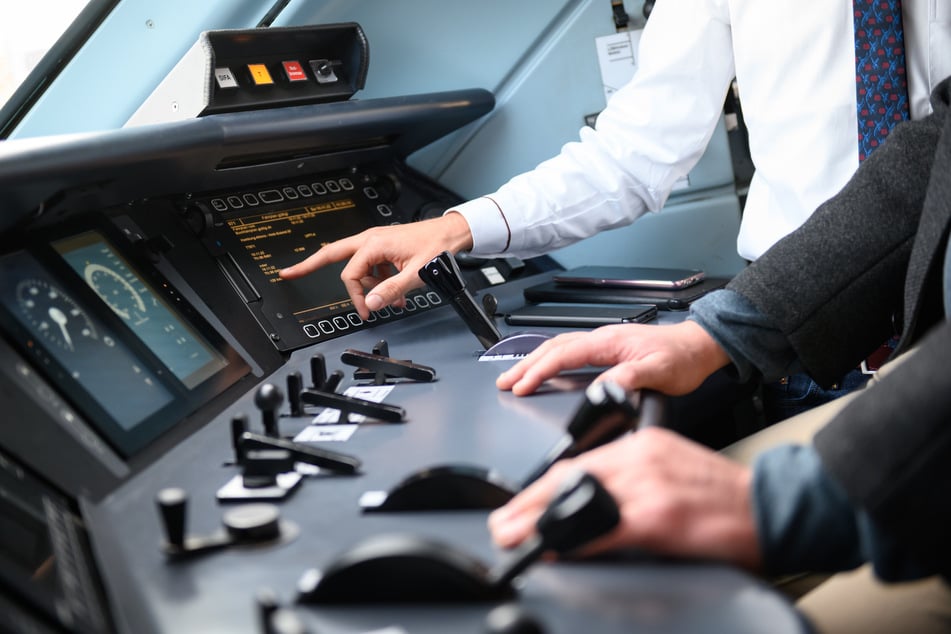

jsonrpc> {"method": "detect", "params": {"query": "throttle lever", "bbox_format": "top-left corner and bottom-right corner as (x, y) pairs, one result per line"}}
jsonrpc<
(418, 251), (502, 349)
(520, 385), (667, 488)
(489, 470), (619, 587)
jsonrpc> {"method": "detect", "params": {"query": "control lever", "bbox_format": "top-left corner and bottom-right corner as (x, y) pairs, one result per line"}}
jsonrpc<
(488, 470), (620, 587)
(239, 431), (361, 475)
(300, 387), (405, 423)
(230, 414), (250, 464)
(296, 471), (618, 603)
(157, 488), (297, 560)
(308, 355), (344, 393)
(519, 381), (637, 488)
(360, 384), (664, 512)
(340, 348), (436, 385)
(418, 251), (502, 349)
(218, 445), (303, 502)
(286, 372), (304, 417)
(255, 383), (284, 437)
(242, 449), (297, 488)
(322, 370), (344, 393)
(309, 354), (327, 390)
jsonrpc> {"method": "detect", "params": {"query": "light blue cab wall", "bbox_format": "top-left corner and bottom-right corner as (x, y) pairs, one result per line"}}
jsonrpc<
(277, 0), (746, 276)
(15, 0), (746, 277)
(11, 1), (272, 137)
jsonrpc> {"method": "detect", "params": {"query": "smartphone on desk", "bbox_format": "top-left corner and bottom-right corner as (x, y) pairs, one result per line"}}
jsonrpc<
(504, 303), (657, 328)
(553, 266), (706, 290)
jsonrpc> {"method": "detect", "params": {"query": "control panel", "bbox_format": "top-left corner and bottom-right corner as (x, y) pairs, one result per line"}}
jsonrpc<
(191, 163), (455, 352)
(0, 25), (804, 634)
(127, 23), (368, 126)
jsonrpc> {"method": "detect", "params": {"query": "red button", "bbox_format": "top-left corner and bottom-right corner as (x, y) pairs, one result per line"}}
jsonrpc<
(282, 61), (307, 82)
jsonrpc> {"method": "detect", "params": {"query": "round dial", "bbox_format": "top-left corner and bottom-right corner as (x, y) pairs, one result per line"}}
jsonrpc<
(83, 263), (148, 324)
(16, 279), (98, 352)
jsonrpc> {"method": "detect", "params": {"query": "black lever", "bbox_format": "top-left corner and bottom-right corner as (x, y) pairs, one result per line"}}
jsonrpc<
(157, 487), (290, 560)
(286, 372), (304, 417)
(340, 348), (436, 385)
(634, 387), (667, 428)
(300, 387), (405, 423)
(242, 449), (297, 489)
(322, 370), (344, 393)
(309, 354), (327, 390)
(418, 251), (502, 349)
(520, 381), (637, 488)
(231, 413), (250, 465)
(240, 431), (361, 475)
(372, 339), (389, 357)
(157, 487), (188, 551)
(255, 383), (284, 437)
(488, 470), (620, 587)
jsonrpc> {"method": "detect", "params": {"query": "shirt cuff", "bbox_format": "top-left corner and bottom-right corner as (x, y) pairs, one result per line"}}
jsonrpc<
(449, 196), (512, 256)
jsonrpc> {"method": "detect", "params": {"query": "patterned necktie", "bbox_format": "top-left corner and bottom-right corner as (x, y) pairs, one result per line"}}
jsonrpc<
(853, 0), (910, 161)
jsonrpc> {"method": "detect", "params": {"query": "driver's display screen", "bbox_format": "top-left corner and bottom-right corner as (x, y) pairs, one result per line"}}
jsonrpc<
(0, 230), (246, 457)
(224, 199), (370, 322)
(54, 231), (227, 389)
(0, 250), (174, 433)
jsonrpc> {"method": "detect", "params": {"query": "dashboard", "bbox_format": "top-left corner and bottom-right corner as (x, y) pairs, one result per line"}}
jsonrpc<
(0, 26), (804, 634)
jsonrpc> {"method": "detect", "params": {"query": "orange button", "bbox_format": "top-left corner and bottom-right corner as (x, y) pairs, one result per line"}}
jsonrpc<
(247, 64), (274, 85)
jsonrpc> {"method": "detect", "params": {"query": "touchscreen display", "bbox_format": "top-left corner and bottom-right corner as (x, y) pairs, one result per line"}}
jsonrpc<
(0, 233), (247, 458)
(54, 231), (227, 389)
(0, 250), (174, 433)
(225, 200), (368, 320)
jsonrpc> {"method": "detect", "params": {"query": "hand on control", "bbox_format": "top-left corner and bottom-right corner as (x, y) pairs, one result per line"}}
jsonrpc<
(496, 320), (730, 396)
(488, 428), (761, 571)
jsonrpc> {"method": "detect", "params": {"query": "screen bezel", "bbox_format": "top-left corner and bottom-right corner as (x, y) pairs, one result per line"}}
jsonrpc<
(0, 218), (249, 458)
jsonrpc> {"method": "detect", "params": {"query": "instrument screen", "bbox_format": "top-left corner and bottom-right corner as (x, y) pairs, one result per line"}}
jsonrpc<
(54, 230), (228, 390)
(0, 227), (248, 457)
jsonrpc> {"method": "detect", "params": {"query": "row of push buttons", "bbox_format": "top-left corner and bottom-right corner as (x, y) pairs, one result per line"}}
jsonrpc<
(215, 59), (338, 89)
(208, 179), (394, 218)
(301, 292), (443, 340)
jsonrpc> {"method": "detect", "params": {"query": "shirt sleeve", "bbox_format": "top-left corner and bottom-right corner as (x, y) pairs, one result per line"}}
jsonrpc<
(452, 0), (736, 258)
(688, 289), (802, 382)
(753, 444), (936, 581)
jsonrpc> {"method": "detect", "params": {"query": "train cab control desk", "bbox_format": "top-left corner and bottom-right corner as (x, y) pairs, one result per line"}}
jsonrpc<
(0, 96), (805, 634)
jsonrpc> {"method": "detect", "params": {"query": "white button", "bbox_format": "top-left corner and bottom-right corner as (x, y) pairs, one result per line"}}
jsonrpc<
(215, 67), (239, 89)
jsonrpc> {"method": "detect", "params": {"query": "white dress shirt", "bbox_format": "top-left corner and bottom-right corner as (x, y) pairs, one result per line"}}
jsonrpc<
(454, 0), (951, 262)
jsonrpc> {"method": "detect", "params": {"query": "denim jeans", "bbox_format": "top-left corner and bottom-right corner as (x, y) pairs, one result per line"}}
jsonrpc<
(760, 368), (871, 425)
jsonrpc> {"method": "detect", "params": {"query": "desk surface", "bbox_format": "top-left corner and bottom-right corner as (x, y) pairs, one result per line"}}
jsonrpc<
(86, 274), (808, 634)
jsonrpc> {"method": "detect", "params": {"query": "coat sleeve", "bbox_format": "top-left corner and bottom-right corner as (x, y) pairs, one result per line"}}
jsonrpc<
(814, 322), (951, 577)
(726, 93), (946, 386)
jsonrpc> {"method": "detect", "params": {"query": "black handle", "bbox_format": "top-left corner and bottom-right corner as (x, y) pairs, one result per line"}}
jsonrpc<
(490, 470), (619, 587)
(520, 381), (636, 488)
(300, 387), (405, 423)
(418, 251), (502, 349)
(240, 431), (361, 474)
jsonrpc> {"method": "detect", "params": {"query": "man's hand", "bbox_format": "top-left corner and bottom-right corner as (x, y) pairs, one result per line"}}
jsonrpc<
(496, 320), (731, 396)
(279, 213), (474, 319)
(488, 428), (761, 571)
